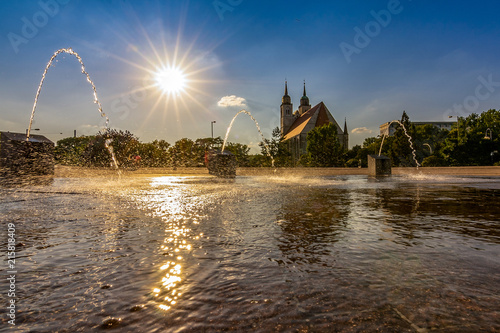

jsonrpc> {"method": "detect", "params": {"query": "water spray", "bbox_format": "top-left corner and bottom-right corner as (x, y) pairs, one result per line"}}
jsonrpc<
(26, 48), (118, 169)
(27, 48), (109, 139)
(221, 109), (275, 168)
(378, 120), (420, 167)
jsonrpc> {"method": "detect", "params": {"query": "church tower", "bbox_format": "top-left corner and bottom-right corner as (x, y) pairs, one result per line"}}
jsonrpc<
(298, 81), (311, 115)
(343, 118), (349, 150)
(280, 81), (294, 136)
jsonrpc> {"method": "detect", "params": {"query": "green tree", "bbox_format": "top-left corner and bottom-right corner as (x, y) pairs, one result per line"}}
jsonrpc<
(259, 127), (292, 167)
(441, 110), (500, 165)
(389, 111), (417, 166)
(224, 142), (250, 167)
(345, 144), (362, 167)
(169, 138), (201, 167)
(55, 136), (93, 166)
(195, 137), (224, 166)
(196, 137), (224, 151)
(82, 129), (139, 168)
(137, 139), (171, 167)
(247, 154), (268, 167)
(413, 124), (448, 166)
(306, 123), (344, 167)
(352, 136), (384, 167)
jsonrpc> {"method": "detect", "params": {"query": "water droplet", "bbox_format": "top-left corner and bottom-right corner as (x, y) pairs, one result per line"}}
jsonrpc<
(100, 317), (122, 329)
(129, 305), (145, 312)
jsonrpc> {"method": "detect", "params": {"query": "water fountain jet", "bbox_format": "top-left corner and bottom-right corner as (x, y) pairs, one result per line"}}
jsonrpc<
(0, 48), (118, 181)
(205, 110), (274, 177)
(221, 110), (275, 167)
(206, 110), (275, 178)
(27, 48), (109, 139)
(369, 119), (420, 176)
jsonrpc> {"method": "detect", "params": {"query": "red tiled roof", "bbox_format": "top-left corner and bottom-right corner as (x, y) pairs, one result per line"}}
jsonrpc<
(283, 102), (335, 140)
(283, 105), (319, 140)
(315, 102), (331, 128)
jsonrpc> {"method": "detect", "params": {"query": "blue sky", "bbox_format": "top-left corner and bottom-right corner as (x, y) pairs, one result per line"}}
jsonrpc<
(1, 0), (500, 150)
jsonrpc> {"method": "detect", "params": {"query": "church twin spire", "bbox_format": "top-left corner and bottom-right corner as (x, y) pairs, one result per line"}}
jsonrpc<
(300, 80), (310, 107)
(280, 80), (348, 133)
(280, 80), (349, 151)
(282, 81), (291, 105)
(282, 80), (310, 109)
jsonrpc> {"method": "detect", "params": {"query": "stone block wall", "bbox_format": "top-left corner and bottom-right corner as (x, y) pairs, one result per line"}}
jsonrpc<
(0, 132), (55, 177)
(368, 154), (392, 176)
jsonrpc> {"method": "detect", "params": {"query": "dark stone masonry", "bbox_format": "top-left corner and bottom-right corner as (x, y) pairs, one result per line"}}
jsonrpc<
(368, 154), (392, 176)
(0, 131), (54, 177)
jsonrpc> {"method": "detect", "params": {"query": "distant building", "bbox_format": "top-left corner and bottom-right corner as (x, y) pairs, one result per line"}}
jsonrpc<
(379, 121), (398, 137)
(380, 120), (454, 136)
(413, 122), (454, 131)
(280, 81), (348, 162)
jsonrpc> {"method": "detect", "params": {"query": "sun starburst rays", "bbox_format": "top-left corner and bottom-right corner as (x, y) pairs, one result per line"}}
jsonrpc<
(84, 12), (224, 140)
(137, 46), (218, 137)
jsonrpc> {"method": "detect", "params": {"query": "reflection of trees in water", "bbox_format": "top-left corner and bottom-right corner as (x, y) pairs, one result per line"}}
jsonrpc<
(368, 187), (500, 244)
(274, 188), (351, 268)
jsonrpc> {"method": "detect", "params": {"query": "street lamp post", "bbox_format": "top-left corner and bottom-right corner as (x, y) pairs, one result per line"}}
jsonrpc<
(211, 121), (216, 139)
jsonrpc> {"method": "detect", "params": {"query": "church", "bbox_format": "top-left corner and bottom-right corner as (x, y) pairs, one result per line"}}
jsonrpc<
(280, 81), (348, 162)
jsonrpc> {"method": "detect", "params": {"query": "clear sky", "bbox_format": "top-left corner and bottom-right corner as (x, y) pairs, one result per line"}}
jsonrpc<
(1, 0), (500, 150)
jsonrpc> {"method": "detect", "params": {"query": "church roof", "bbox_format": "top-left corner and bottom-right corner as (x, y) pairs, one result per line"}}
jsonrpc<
(283, 102), (342, 141)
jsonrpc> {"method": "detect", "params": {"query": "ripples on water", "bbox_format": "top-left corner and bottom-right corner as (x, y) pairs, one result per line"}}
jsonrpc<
(0, 174), (499, 332)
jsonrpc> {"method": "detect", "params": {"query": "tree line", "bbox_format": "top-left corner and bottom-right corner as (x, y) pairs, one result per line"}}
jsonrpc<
(55, 109), (500, 168)
(349, 109), (500, 167)
(260, 109), (499, 167)
(55, 130), (254, 168)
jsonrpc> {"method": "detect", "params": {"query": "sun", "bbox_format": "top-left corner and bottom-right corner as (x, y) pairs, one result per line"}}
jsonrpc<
(104, 20), (222, 131)
(154, 66), (187, 95)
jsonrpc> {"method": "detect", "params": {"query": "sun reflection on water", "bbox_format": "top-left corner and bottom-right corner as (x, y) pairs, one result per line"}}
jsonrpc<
(127, 176), (213, 312)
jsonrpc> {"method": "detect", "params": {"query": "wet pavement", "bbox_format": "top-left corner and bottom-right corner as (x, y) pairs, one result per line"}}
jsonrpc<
(1, 173), (499, 332)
